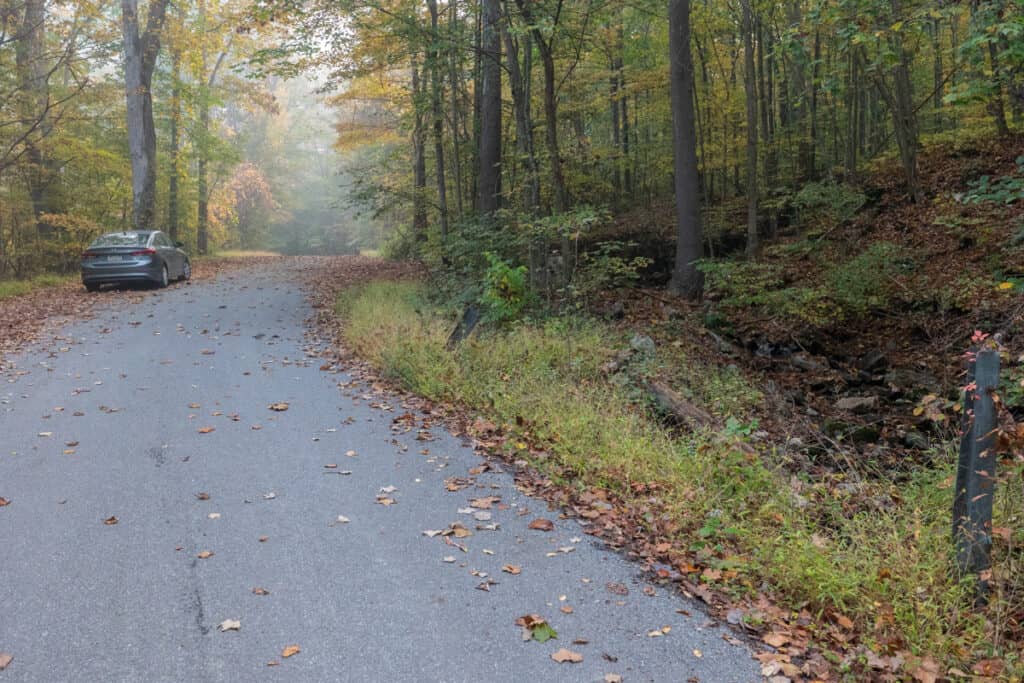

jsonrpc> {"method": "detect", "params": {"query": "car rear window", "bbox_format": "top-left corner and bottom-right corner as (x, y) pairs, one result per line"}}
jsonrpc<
(90, 232), (149, 247)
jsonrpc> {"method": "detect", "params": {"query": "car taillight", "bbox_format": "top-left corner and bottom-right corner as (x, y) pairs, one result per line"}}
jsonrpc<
(82, 252), (99, 259)
(130, 248), (157, 256)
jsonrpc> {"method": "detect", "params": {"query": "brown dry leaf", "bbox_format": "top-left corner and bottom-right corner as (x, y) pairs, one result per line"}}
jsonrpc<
(103, 516), (118, 525)
(502, 564), (522, 575)
(762, 632), (789, 648)
(470, 496), (501, 509)
(604, 675), (622, 683)
(269, 402), (289, 411)
(197, 550), (214, 559)
(196, 492), (210, 500)
(65, 441), (79, 447)
(324, 464), (338, 469)
(605, 582), (629, 596)
(560, 605), (574, 614)
(281, 645), (301, 658)
(551, 648), (583, 664)
(266, 661), (279, 667)
(0, 497), (10, 507)
(345, 450), (358, 457)
(972, 659), (1005, 677)
(834, 614), (854, 630)
(0, 653), (12, 670)
(252, 587), (270, 596)
(189, 403), (201, 409)
(198, 426), (215, 434)
(258, 536), (269, 543)
(528, 518), (554, 532)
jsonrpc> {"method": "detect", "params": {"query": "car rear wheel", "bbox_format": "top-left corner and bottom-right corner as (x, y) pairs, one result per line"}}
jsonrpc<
(181, 260), (191, 281)
(158, 264), (169, 288)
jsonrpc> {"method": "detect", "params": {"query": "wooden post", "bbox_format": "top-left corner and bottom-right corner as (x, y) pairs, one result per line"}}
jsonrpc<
(953, 347), (999, 595)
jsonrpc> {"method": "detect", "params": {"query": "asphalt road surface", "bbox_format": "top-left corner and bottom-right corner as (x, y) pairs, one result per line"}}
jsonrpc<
(0, 260), (759, 682)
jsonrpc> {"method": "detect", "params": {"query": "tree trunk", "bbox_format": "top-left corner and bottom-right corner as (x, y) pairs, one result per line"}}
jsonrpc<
(16, 0), (56, 239)
(427, 0), (449, 247)
(448, 0), (465, 218)
(476, 0), (502, 214)
(121, 0), (169, 231)
(514, 0), (569, 213)
(168, 45), (181, 241)
(668, 0), (703, 298)
(741, 0), (758, 257)
(503, 22), (540, 212)
(412, 57), (428, 240)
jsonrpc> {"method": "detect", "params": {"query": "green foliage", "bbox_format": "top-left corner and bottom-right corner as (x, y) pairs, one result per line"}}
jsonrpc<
(480, 252), (531, 323)
(960, 156), (1024, 205)
(792, 182), (867, 231)
(574, 241), (651, 297)
(825, 242), (907, 314)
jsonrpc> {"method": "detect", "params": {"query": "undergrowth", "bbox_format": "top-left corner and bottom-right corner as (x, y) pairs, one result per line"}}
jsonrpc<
(0, 274), (72, 300)
(337, 279), (1022, 675)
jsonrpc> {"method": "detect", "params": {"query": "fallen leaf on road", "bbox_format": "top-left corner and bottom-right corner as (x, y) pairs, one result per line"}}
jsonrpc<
(0, 498), (9, 507)
(263, 492), (276, 500)
(267, 660), (279, 667)
(528, 518), (554, 531)
(38, 431), (52, 437)
(198, 426), (215, 434)
(379, 485), (397, 494)
(252, 587), (270, 596)
(103, 516), (118, 525)
(65, 441), (79, 447)
(208, 513), (220, 519)
(189, 403), (201, 409)
(551, 648), (583, 664)
(345, 450), (357, 457)
(258, 536), (269, 542)
(0, 653), (12, 670)
(197, 550), (214, 559)
(376, 496), (396, 506)
(762, 632), (789, 648)
(560, 606), (574, 614)
(605, 582), (629, 596)
(281, 645), (300, 658)
(516, 615), (557, 643)
(470, 496), (501, 509)
(324, 464), (337, 469)
(693, 649), (702, 658)
(196, 492), (210, 500)
(218, 619), (241, 632)
(269, 402), (289, 411)
(604, 674), (622, 683)
(502, 565), (521, 575)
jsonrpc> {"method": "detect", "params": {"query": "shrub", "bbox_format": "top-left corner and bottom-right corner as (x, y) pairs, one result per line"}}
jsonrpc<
(792, 182), (867, 231)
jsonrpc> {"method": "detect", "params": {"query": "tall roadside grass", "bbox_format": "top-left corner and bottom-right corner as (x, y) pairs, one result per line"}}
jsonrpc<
(0, 274), (73, 301)
(338, 279), (1017, 671)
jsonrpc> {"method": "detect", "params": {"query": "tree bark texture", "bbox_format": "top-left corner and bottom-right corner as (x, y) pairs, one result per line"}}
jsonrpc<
(121, 0), (169, 230)
(668, 0), (704, 298)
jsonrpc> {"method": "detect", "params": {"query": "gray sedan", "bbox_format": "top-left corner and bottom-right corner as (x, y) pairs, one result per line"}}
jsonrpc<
(81, 231), (191, 292)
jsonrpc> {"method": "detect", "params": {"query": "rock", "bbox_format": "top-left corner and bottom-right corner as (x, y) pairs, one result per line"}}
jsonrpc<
(859, 349), (888, 372)
(791, 354), (829, 372)
(786, 437), (804, 449)
(849, 424), (881, 444)
(901, 430), (930, 450)
(630, 334), (656, 354)
(884, 367), (938, 396)
(835, 396), (879, 413)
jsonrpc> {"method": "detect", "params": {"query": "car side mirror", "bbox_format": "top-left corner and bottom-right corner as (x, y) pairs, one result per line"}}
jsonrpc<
(174, 241), (184, 248)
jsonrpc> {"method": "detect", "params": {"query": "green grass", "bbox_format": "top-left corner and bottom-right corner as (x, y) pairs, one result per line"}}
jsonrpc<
(0, 274), (73, 301)
(337, 279), (1023, 673)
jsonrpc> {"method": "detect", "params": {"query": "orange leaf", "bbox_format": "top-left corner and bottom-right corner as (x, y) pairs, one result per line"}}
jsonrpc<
(282, 645), (301, 658)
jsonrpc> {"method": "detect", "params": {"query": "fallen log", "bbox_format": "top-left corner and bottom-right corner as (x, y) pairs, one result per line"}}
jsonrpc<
(644, 380), (713, 429)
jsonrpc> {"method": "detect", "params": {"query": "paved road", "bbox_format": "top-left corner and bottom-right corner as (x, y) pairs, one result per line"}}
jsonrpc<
(0, 260), (758, 682)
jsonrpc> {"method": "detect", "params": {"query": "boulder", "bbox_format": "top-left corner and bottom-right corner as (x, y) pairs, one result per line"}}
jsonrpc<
(835, 396), (879, 413)
(630, 334), (656, 354)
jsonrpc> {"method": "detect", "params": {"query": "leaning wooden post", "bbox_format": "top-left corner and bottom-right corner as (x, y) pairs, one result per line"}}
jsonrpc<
(952, 347), (999, 596)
